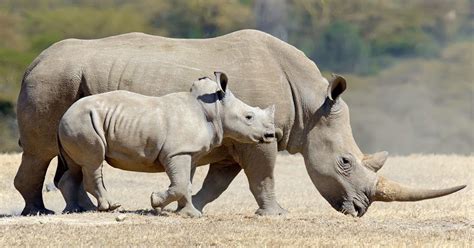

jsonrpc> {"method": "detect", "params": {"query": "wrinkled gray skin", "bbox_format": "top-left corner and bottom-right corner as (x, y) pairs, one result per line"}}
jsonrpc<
(16, 30), (465, 217)
(57, 73), (275, 217)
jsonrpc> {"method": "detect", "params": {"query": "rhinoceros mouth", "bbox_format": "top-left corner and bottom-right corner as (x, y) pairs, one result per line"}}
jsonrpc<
(338, 198), (369, 217)
(259, 137), (274, 144)
(353, 202), (367, 217)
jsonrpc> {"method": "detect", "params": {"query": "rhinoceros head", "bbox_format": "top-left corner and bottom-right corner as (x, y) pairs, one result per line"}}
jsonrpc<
(213, 72), (276, 144)
(192, 72), (276, 145)
(302, 74), (466, 217)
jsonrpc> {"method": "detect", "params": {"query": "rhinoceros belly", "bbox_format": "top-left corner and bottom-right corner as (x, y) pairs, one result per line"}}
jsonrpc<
(105, 155), (165, 173)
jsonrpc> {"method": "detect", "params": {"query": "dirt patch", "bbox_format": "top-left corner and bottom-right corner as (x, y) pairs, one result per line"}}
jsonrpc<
(0, 154), (472, 246)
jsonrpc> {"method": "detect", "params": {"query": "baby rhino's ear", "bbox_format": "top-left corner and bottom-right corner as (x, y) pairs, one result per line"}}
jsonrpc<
(265, 104), (276, 119)
(214, 71), (228, 94)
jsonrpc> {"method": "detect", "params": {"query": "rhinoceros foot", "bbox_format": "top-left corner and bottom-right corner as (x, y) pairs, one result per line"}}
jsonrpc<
(255, 204), (288, 216)
(97, 200), (121, 212)
(150, 191), (166, 209)
(63, 204), (86, 214)
(176, 205), (202, 218)
(21, 205), (55, 216)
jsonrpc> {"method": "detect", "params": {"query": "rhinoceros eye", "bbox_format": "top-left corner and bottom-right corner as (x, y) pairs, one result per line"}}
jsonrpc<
(337, 154), (353, 176)
(342, 157), (350, 165)
(245, 112), (254, 121)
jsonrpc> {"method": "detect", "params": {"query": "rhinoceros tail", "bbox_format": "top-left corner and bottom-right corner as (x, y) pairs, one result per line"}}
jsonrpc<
(54, 134), (69, 188)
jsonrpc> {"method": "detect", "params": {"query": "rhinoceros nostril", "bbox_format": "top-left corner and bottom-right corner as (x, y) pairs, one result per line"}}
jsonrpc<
(264, 133), (275, 138)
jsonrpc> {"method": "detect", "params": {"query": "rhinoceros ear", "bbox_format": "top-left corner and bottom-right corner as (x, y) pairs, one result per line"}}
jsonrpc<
(327, 74), (347, 101)
(214, 71), (228, 94)
(265, 104), (276, 119)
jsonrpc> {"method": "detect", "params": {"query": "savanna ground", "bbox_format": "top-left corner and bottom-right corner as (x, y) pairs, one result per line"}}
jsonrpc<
(0, 153), (472, 246)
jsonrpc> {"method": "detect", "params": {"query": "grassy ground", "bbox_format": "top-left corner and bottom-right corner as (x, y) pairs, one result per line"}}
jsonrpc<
(0, 153), (472, 246)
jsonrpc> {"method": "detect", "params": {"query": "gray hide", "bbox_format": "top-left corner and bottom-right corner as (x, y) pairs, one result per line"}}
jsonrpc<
(57, 73), (275, 217)
(16, 30), (465, 216)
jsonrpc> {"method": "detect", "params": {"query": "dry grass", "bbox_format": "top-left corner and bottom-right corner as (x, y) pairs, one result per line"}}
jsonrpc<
(0, 153), (472, 246)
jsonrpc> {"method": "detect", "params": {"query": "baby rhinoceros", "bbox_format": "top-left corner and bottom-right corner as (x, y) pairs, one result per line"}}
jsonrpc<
(57, 72), (276, 217)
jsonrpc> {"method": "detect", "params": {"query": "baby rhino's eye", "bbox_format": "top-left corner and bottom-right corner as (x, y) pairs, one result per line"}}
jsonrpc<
(245, 112), (254, 121)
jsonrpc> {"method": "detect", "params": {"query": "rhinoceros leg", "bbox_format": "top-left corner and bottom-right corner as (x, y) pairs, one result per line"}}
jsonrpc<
(151, 155), (201, 218)
(238, 142), (288, 216)
(58, 170), (83, 213)
(14, 152), (55, 215)
(82, 163), (121, 212)
(176, 166), (196, 212)
(57, 151), (96, 213)
(55, 153), (96, 211)
(192, 162), (242, 212)
(77, 184), (96, 209)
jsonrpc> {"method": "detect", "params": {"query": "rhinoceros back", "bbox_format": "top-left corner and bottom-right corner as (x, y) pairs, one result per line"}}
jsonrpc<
(17, 30), (307, 155)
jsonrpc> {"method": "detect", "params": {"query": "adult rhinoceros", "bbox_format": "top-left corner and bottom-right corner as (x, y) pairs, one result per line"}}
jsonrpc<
(15, 29), (465, 216)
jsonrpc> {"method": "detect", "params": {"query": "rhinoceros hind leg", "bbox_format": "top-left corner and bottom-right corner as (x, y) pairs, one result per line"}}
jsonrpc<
(77, 183), (97, 211)
(58, 169), (83, 213)
(82, 163), (120, 212)
(14, 152), (55, 216)
(192, 162), (242, 212)
(62, 201), (86, 214)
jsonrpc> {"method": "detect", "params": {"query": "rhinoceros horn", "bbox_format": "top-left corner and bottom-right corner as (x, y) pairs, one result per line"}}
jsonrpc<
(373, 176), (466, 202)
(363, 151), (389, 172)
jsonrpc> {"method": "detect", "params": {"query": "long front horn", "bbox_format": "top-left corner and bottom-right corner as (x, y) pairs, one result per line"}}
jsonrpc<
(373, 176), (466, 202)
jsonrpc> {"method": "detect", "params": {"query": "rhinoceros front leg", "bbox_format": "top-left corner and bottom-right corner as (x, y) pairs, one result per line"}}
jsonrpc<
(151, 155), (201, 218)
(176, 166), (196, 212)
(191, 162), (242, 212)
(238, 142), (288, 216)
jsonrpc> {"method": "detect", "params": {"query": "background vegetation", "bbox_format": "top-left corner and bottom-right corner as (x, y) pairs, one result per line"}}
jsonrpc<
(0, 0), (472, 154)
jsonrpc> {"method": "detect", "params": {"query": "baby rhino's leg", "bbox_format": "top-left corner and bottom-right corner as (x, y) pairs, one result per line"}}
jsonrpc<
(176, 167), (196, 211)
(151, 155), (201, 218)
(82, 163), (121, 211)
